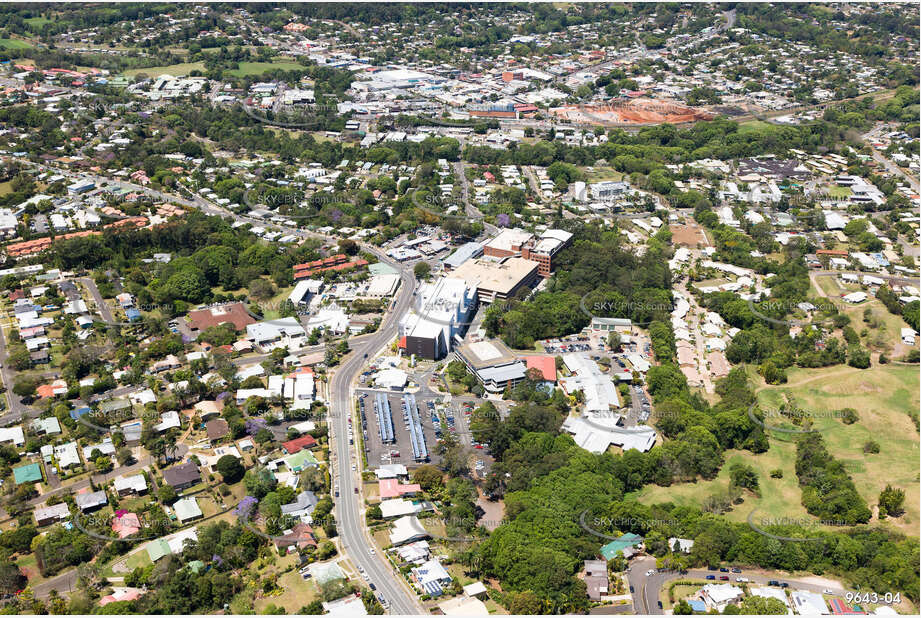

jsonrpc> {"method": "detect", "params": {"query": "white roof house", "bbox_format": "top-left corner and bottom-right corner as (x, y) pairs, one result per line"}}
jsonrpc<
(791, 590), (829, 615)
(842, 291), (867, 304)
(113, 473), (148, 494)
(247, 318), (307, 350)
(154, 410), (181, 432)
(389, 515), (430, 546)
(54, 442), (81, 467)
(379, 498), (424, 519)
(701, 583), (743, 612)
(323, 595), (368, 616)
(0, 426), (25, 446)
(83, 437), (116, 460)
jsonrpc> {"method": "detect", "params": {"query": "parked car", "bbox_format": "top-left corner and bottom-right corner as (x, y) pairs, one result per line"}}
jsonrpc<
(719, 576), (729, 581)
(706, 575), (716, 580)
(731, 567), (741, 573)
(768, 580), (780, 586)
(719, 567), (729, 572)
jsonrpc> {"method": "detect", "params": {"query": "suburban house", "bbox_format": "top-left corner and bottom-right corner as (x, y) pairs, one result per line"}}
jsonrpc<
(700, 583), (743, 612)
(281, 434), (317, 454)
(75, 489), (108, 512)
(583, 559), (609, 600)
(162, 462), (201, 491)
(205, 419), (230, 445)
(113, 473), (148, 496)
(34, 502), (70, 526)
(173, 497), (203, 524)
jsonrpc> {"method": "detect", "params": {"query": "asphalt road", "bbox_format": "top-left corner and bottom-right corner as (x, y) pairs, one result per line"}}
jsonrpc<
(328, 253), (422, 614)
(78, 276), (115, 324)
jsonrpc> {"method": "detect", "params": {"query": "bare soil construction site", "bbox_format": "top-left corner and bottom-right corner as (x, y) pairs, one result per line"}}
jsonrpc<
(550, 97), (716, 125)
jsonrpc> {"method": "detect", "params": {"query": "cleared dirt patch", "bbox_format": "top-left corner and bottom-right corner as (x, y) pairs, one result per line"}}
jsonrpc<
(670, 222), (709, 247)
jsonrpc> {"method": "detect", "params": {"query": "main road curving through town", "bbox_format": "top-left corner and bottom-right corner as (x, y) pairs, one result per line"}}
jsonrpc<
(327, 250), (422, 615)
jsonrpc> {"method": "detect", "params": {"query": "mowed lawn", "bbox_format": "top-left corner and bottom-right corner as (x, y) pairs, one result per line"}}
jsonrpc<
(227, 60), (304, 77)
(756, 363), (920, 536)
(124, 62), (205, 77)
(0, 38), (33, 50)
(628, 441), (807, 528)
(631, 364), (919, 537)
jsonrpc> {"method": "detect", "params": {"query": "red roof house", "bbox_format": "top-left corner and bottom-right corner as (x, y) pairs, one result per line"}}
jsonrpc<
(282, 434), (317, 454)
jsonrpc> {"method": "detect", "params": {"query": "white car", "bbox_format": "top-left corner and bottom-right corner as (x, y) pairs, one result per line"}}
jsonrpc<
(823, 589), (833, 595)
(646, 569), (656, 576)
(369, 548), (375, 555)
(736, 577), (749, 583)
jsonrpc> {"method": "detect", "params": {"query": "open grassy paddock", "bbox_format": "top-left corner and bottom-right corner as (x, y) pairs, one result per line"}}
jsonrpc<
(632, 364), (919, 537)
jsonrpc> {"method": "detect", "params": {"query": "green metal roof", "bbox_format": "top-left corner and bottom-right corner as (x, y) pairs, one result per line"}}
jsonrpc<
(284, 449), (318, 472)
(13, 463), (42, 485)
(146, 538), (171, 562)
(600, 533), (643, 561)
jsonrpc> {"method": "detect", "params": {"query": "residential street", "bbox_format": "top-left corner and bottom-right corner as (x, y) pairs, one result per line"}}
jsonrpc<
(627, 555), (852, 614)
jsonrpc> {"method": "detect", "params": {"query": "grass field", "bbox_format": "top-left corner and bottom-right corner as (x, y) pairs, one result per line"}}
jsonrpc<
(629, 441), (805, 527)
(738, 119), (773, 132)
(124, 62), (205, 77)
(584, 167), (625, 183)
(253, 570), (319, 613)
(756, 363), (920, 536)
(632, 363), (919, 537)
(25, 16), (52, 28)
(0, 38), (33, 50)
(227, 60), (304, 77)
(827, 185), (852, 198)
(814, 274), (843, 297)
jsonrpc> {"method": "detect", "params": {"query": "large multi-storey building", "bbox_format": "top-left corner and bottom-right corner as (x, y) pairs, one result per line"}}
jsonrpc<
(481, 228), (573, 277)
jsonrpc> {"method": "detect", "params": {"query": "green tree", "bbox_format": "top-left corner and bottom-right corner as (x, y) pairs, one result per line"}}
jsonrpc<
(215, 455), (245, 484)
(878, 485), (906, 518)
(413, 261), (431, 279)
